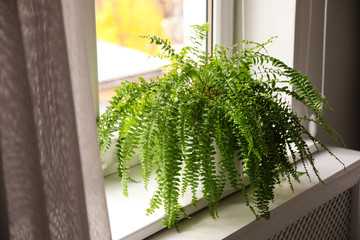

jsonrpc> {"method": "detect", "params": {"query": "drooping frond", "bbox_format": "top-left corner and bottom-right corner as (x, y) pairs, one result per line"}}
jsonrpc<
(97, 23), (343, 229)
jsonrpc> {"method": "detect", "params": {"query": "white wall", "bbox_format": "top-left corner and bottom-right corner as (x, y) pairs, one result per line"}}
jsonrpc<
(233, 0), (297, 106)
(239, 0), (296, 67)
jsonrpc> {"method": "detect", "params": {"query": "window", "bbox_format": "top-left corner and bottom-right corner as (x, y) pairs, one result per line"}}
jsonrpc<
(96, 0), (182, 116)
(94, 1), (210, 239)
(93, 1), (315, 239)
(95, 0), (208, 176)
(95, 0), (208, 116)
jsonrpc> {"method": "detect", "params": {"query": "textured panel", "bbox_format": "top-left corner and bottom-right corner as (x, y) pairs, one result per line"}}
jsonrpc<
(61, 0), (112, 238)
(0, 0), (110, 239)
(268, 189), (352, 240)
(15, 0), (90, 239)
(0, 1), (51, 239)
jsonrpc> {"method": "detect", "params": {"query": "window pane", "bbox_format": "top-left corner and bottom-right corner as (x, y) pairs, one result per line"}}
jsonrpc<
(95, 0), (184, 115)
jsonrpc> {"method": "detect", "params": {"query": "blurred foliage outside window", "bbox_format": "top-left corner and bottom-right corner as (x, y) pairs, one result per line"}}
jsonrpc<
(95, 0), (183, 114)
(95, 0), (183, 54)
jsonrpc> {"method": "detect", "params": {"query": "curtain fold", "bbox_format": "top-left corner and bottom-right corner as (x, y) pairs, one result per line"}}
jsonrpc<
(0, 0), (111, 239)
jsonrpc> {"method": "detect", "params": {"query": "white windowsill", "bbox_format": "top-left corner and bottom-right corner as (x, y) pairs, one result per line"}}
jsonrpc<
(147, 147), (360, 240)
(104, 140), (244, 239)
(104, 139), (322, 239)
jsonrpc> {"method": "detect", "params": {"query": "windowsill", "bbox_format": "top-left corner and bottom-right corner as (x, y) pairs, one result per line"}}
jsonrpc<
(104, 154), (244, 239)
(146, 147), (360, 240)
(104, 140), (334, 240)
(104, 164), (164, 239)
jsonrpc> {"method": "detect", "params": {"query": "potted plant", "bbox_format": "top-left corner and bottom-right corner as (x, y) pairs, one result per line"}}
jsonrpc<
(97, 23), (342, 229)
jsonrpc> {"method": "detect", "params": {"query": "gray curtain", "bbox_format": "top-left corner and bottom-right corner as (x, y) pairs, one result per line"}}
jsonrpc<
(0, 0), (111, 239)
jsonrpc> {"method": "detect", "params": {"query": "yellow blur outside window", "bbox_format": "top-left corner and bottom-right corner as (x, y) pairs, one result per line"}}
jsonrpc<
(95, 0), (184, 115)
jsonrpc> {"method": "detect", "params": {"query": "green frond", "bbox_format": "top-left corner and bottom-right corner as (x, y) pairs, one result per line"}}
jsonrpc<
(97, 23), (343, 229)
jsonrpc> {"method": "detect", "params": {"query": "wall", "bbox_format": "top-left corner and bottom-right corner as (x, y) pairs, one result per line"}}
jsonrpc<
(319, 0), (360, 150)
(234, 0), (296, 67)
(234, 0), (296, 104)
(294, 0), (360, 150)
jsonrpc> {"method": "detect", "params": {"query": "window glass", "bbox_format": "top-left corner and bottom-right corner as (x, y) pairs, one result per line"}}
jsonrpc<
(95, 0), (184, 115)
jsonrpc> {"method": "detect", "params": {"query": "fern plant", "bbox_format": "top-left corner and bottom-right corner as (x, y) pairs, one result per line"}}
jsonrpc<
(97, 23), (343, 229)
